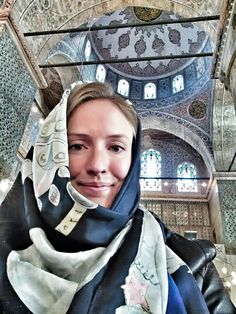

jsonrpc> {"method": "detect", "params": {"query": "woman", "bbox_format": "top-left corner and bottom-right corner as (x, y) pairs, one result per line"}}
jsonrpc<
(0, 82), (235, 314)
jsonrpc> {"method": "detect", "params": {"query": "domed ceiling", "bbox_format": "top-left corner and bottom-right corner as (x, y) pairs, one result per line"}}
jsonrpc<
(90, 7), (209, 79)
(12, 5), (213, 171)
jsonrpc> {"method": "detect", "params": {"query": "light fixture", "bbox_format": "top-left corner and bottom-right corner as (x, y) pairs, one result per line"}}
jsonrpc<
(31, 105), (38, 113)
(222, 266), (228, 274)
(0, 179), (10, 193)
(225, 281), (231, 288)
(232, 277), (236, 286)
(231, 271), (236, 278)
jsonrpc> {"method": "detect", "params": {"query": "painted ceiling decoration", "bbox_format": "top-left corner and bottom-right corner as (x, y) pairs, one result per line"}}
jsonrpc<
(90, 7), (210, 79)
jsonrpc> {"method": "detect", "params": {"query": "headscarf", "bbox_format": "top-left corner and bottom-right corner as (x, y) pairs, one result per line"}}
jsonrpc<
(24, 82), (141, 250)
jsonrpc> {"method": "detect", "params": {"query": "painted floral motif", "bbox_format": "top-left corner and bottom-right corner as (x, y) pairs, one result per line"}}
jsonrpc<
(48, 184), (60, 206)
(118, 31), (131, 51)
(121, 272), (149, 311)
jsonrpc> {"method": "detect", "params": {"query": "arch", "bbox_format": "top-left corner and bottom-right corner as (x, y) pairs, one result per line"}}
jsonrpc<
(46, 53), (81, 89)
(141, 114), (215, 175)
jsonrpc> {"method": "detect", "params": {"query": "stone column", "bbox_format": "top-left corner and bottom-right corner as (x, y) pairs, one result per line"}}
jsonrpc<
(210, 0), (236, 254)
(0, 0), (47, 180)
(215, 174), (236, 254)
(211, 80), (236, 254)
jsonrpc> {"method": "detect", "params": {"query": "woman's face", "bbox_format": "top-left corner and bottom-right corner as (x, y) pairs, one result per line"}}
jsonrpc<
(67, 98), (134, 208)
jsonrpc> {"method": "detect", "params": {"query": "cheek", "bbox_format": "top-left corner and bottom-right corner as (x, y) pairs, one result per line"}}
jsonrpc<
(68, 155), (82, 177)
(112, 156), (132, 180)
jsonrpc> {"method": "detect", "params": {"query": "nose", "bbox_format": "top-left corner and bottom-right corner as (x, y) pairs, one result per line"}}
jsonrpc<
(86, 147), (107, 176)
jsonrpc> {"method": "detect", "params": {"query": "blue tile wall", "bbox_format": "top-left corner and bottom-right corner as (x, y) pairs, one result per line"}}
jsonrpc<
(0, 26), (37, 179)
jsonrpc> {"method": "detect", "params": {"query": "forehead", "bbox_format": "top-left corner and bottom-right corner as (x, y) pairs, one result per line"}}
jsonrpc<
(68, 98), (134, 136)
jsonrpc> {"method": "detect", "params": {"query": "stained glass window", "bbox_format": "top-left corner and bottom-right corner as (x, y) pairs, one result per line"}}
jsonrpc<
(117, 79), (129, 97)
(96, 64), (106, 82)
(177, 162), (198, 192)
(172, 74), (184, 93)
(84, 39), (91, 61)
(144, 82), (156, 99)
(140, 149), (161, 191)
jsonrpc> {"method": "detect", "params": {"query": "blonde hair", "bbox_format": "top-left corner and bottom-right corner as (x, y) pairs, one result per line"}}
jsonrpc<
(67, 82), (138, 136)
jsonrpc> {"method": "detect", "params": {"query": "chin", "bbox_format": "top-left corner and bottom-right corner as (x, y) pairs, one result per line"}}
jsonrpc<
(86, 195), (113, 208)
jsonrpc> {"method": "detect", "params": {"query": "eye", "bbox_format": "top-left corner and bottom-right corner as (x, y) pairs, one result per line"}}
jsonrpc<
(68, 143), (86, 151)
(109, 145), (125, 153)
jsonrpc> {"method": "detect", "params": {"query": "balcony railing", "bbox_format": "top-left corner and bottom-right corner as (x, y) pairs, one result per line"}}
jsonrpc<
(139, 177), (211, 199)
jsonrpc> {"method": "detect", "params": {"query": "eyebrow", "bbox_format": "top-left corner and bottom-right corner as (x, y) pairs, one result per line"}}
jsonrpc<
(67, 133), (132, 141)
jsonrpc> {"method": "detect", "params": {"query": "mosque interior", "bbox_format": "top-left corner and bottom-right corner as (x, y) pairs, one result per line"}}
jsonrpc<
(0, 0), (236, 304)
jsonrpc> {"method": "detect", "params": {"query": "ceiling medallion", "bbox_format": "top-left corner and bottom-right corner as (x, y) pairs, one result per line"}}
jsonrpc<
(133, 7), (162, 22)
(188, 101), (207, 119)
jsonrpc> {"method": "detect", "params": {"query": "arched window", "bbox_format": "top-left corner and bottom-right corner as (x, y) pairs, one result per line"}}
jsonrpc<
(144, 82), (156, 99)
(140, 149), (161, 191)
(84, 39), (91, 61)
(117, 79), (129, 97)
(177, 162), (198, 192)
(172, 74), (184, 94)
(96, 64), (106, 82)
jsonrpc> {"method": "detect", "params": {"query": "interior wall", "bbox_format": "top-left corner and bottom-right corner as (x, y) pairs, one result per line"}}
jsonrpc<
(141, 129), (209, 178)
(141, 199), (213, 241)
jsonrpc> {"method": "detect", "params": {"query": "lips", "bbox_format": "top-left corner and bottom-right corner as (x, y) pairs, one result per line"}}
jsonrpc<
(75, 181), (114, 197)
(78, 182), (114, 187)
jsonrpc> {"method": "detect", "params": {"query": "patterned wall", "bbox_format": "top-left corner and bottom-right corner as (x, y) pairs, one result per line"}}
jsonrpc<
(0, 25), (37, 179)
(218, 180), (236, 254)
(141, 199), (213, 241)
(141, 130), (209, 178)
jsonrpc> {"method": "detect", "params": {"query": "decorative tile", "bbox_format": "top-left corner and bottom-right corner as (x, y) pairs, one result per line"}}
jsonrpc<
(218, 180), (236, 254)
(0, 26), (37, 179)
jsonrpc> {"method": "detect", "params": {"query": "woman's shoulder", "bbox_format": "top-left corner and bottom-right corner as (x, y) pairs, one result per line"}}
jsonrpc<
(142, 208), (216, 272)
